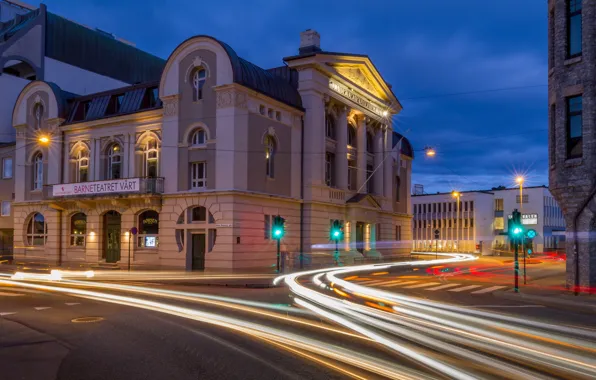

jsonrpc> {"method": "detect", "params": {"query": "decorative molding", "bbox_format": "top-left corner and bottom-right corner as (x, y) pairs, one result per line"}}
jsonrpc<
(184, 55), (212, 82)
(216, 89), (248, 109)
(335, 67), (377, 95)
(162, 95), (179, 117)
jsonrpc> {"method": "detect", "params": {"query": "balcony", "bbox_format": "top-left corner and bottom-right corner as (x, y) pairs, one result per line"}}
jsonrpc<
(49, 177), (164, 199)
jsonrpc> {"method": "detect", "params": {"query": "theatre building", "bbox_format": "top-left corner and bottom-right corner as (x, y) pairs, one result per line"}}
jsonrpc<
(11, 30), (413, 270)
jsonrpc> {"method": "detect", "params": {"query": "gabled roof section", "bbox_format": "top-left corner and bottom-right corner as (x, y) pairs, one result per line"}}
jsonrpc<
(45, 12), (165, 84)
(346, 193), (381, 209)
(64, 81), (161, 125)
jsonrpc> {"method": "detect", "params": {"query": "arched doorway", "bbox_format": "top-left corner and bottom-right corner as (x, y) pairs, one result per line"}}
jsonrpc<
(103, 211), (121, 263)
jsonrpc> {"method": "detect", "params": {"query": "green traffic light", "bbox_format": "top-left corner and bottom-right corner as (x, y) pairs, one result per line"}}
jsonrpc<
(513, 227), (523, 235)
(274, 228), (283, 237)
(333, 230), (340, 238)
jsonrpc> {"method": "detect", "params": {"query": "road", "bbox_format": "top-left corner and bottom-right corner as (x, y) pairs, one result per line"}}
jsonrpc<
(1, 252), (595, 379)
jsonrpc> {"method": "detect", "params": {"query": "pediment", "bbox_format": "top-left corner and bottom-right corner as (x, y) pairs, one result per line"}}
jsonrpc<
(346, 193), (381, 209)
(335, 67), (379, 96)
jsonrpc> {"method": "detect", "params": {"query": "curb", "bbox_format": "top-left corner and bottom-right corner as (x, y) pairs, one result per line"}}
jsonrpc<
(493, 290), (596, 314)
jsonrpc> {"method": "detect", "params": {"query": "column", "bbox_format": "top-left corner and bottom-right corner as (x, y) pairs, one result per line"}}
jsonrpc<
(383, 127), (393, 199)
(335, 106), (348, 190)
(301, 91), (326, 198)
(373, 127), (383, 195)
(356, 116), (367, 194)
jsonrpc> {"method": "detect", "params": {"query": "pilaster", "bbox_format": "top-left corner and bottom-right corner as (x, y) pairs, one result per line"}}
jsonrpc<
(161, 94), (179, 193)
(373, 127), (384, 195)
(356, 116), (367, 194)
(335, 106), (349, 190)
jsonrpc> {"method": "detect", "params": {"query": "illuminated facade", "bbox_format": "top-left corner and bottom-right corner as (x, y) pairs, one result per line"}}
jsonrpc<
(10, 29), (413, 270)
(412, 186), (565, 255)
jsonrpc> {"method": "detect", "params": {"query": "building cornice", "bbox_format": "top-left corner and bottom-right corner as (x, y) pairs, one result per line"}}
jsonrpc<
(59, 109), (163, 132)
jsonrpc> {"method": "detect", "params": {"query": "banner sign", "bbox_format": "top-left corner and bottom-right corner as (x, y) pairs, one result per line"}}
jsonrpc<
(53, 178), (140, 197)
(507, 213), (538, 225)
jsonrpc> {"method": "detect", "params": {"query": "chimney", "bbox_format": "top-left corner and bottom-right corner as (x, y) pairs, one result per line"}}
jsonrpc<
(299, 29), (321, 55)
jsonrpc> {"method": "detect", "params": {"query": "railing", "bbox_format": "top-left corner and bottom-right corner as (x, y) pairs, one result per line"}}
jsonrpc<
(48, 177), (164, 199)
(329, 188), (345, 201)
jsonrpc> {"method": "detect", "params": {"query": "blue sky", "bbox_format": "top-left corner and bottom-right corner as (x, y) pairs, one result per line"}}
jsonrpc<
(44, 0), (548, 193)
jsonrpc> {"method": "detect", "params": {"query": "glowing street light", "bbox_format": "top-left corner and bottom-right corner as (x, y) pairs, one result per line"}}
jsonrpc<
(425, 147), (436, 157)
(38, 136), (50, 145)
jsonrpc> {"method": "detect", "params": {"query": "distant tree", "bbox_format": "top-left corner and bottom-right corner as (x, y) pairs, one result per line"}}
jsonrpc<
(491, 185), (506, 190)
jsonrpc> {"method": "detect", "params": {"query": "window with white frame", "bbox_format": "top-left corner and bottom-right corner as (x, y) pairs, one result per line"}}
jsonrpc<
(107, 143), (122, 179)
(143, 138), (159, 177)
(190, 162), (207, 189)
(264, 135), (275, 179)
(26, 212), (46, 246)
(76, 149), (89, 183)
(1, 201), (10, 216)
(192, 68), (206, 101)
(32, 152), (43, 190)
(70, 213), (86, 246)
(190, 128), (206, 146)
(138, 210), (159, 248)
(2, 158), (12, 179)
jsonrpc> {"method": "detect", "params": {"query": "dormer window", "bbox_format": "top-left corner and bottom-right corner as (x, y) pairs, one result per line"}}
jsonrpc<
(106, 94), (125, 115)
(72, 101), (91, 122)
(192, 68), (206, 101)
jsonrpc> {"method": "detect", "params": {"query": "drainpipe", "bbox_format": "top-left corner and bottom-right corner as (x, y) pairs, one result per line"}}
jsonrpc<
(299, 116), (304, 270)
(572, 183), (596, 295)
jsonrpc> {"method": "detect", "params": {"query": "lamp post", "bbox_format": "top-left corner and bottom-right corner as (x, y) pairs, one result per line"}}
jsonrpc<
(516, 176), (527, 284)
(452, 191), (461, 252)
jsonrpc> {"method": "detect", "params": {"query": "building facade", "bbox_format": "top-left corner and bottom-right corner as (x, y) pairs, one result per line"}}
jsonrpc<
(412, 186), (565, 255)
(548, 0), (596, 289)
(0, 142), (14, 260)
(10, 29), (413, 270)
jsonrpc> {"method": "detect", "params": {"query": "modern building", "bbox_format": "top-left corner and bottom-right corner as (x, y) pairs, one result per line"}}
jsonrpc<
(548, 0), (596, 289)
(10, 25), (413, 270)
(412, 186), (565, 255)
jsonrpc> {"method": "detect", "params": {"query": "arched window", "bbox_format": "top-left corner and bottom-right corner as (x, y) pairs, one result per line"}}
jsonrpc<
(143, 138), (159, 177)
(325, 114), (335, 139)
(190, 128), (206, 146)
(264, 135), (275, 179)
(191, 68), (206, 101)
(70, 213), (87, 246)
(366, 131), (374, 154)
(26, 213), (46, 246)
(395, 176), (401, 202)
(75, 149), (89, 183)
(107, 143), (122, 179)
(33, 103), (43, 130)
(138, 210), (159, 248)
(32, 152), (43, 190)
(348, 123), (357, 147)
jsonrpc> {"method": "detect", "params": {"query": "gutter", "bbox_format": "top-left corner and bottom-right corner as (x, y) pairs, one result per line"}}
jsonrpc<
(572, 183), (596, 295)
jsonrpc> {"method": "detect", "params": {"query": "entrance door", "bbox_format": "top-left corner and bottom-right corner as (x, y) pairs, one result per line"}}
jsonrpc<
(356, 222), (364, 253)
(104, 211), (121, 263)
(192, 233), (206, 270)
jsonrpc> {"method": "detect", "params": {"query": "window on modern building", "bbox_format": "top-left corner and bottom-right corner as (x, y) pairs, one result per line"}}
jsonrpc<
(264, 214), (271, 239)
(1, 201), (10, 216)
(26, 212), (46, 246)
(348, 123), (357, 147)
(264, 135), (275, 179)
(448, 203), (452, 212)
(516, 194), (529, 204)
(395, 225), (401, 241)
(566, 95), (583, 158)
(494, 217), (504, 230)
(325, 152), (335, 187)
(413, 204), (417, 214)
(33, 103), (43, 130)
(433, 220), (436, 228)
(433, 203), (436, 213)
(423, 204), (427, 213)
(191, 206), (207, 223)
(448, 219), (452, 228)
(325, 114), (335, 139)
(366, 165), (373, 193)
(70, 212), (86, 247)
(366, 131), (374, 154)
(191, 68), (206, 101)
(76, 149), (89, 183)
(464, 201), (468, 212)
(190, 128), (206, 146)
(423, 221), (427, 228)
(138, 210), (159, 248)
(2, 157), (12, 179)
(190, 162), (207, 189)
(395, 176), (401, 202)
(470, 201), (474, 212)
(567, 0), (582, 57)
(143, 138), (159, 178)
(348, 160), (357, 190)
(32, 152), (43, 190)
(470, 218), (474, 228)
(495, 199), (504, 211)
(107, 143), (122, 180)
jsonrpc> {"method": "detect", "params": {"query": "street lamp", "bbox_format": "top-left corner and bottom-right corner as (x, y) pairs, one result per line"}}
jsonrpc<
(38, 135), (50, 145)
(425, 147), (436, 157)
(452, 191), (461, 252)
(516, 175), (527, 284)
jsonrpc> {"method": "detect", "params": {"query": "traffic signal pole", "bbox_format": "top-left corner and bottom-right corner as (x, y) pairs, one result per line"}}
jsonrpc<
(276, 238), (280, 273)
(514, 238), (519, 293)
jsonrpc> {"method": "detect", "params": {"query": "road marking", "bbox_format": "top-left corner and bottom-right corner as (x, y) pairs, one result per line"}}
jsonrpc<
(359, 280), (391, 286)
(0, 312), (17, 316)
(34, 307), (51, 311)
(471, 286), (508, 294)
(377, 280), (407, 287)
(65, 303), (80, 306)
(404, 282), (441, 289)
(448, 285), (483, 292)
(388, 281), (419, 287)
(425, 283), (461, 291)
(0, 291), (24, 296)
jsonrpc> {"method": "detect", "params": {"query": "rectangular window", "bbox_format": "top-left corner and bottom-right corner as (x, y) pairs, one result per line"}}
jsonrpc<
(433, 220), (436, 228)
(448, 219), (452, 228)
(448, 203), (452, 212)
(325, 152), (335, 187)
(264, 215), (271, 240)
(470, 201), (474, 212)
(567, 95), (583, 158)
(190, 162), (207, 189)
(470, 218), (474, 228)
(413, 204), (417, 214)
(433, 203), (436, 213)
(464, 201), (468, 212)
(567, 0), (582, 57)
(423, 204), (427, 213)
(516, 194), (529, 204)
(494, 217), (505, 230)
(2, 158), (12, 179)
(395, 225), (401, 241)
(495, 199), (504, 211)
(1, 201), (10, 216)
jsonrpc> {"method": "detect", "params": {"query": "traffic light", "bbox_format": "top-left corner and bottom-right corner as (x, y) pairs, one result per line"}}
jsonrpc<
(330, 220), (344, 241)
(272, 215), (285, 240)
(508, 209), (524, 243)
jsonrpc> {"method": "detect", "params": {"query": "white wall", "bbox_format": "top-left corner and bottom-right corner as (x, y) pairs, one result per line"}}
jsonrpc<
(0, 73), (30, 140)
(44, 58), (129, 96)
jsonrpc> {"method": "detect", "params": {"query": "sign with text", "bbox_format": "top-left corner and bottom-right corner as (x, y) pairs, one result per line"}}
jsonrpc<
(507, 213), (538, 225)
(329, 80), (385, 117)
(53, 178), (140, 197)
